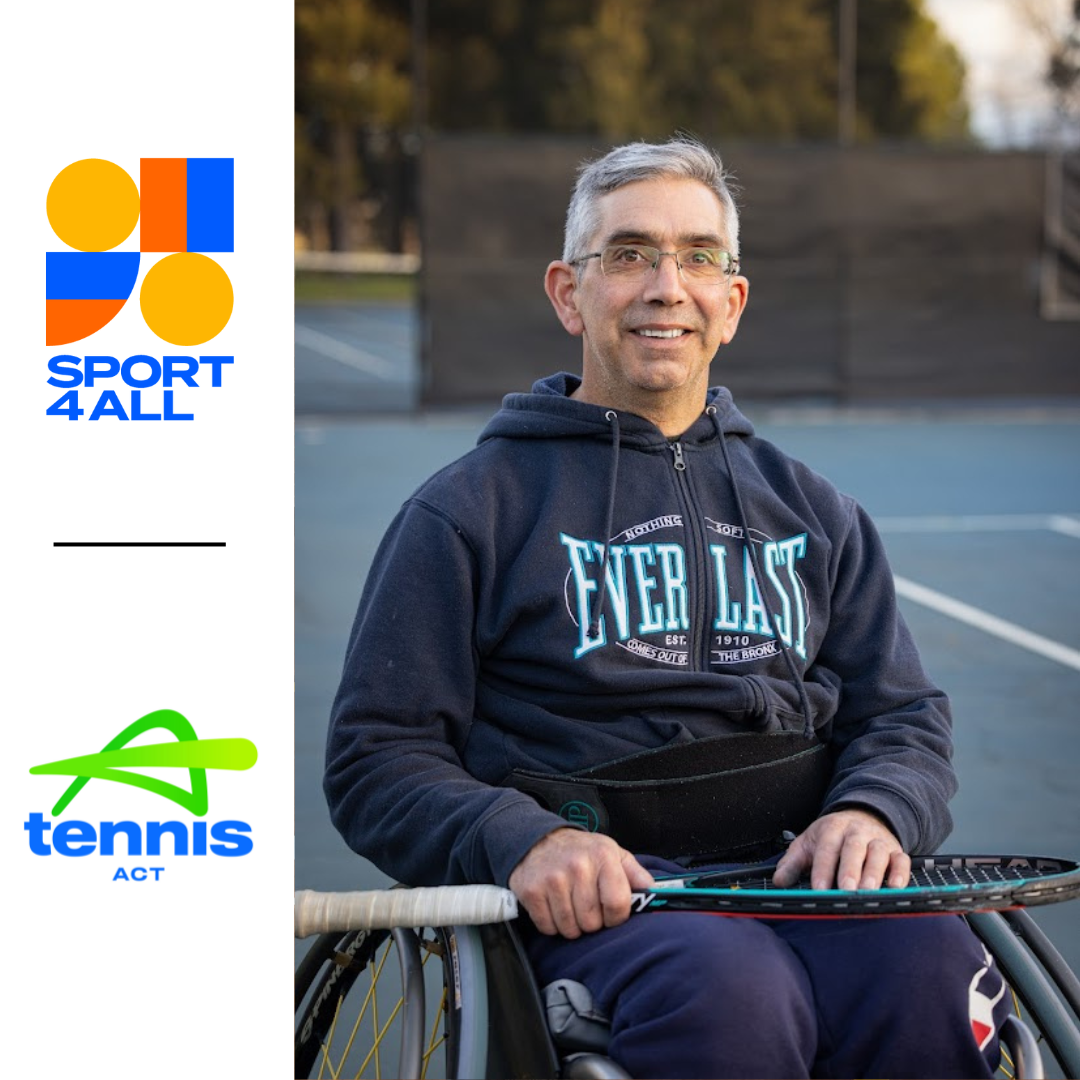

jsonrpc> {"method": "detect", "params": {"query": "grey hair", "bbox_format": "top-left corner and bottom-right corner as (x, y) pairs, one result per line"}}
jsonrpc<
(562, 136), (741, 265)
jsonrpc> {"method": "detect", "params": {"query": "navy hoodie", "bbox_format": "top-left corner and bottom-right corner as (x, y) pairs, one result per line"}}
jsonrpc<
(325, 374), (956, 887)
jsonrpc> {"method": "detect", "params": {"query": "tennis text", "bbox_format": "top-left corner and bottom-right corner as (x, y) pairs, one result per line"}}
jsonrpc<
(23, 813), (253, 856)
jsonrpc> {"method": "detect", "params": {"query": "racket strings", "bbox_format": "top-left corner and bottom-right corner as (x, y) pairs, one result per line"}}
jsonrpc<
(913, 865), (1038, 888)
(687, 860), (1070, 893)
(681, 870), (1028, 892)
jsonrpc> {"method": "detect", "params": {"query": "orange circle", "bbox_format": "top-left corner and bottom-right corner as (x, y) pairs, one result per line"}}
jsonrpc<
(47, 159), (139, 251)
(140, 253), (234, 346)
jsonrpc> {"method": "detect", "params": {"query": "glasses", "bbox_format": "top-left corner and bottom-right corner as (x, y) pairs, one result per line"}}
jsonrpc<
(574, 244), (740, 282)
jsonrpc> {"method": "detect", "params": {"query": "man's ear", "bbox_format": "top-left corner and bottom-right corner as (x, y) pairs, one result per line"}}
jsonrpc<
(719, 275), (749, 345)
(544, 261), (585, 336)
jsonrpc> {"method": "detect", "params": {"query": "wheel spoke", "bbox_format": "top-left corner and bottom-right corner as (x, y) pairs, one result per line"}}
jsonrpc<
(299, 928), (452, 1080)
(421, 987), (449, 1078)
(317, 994), (345, 1080)
(336, 941), (395, 1078)
(355, 998), (405, 1078)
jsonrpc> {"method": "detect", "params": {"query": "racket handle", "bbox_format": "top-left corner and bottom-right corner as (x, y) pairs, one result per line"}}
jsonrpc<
(294, 886), (519, 938)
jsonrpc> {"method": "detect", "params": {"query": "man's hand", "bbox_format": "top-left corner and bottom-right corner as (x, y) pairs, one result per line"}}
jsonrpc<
(508, 828), (655, 938)
(772, 808), (911, 891)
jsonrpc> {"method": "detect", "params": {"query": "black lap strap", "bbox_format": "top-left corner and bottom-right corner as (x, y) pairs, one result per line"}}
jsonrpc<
(507, 733), (832, 864)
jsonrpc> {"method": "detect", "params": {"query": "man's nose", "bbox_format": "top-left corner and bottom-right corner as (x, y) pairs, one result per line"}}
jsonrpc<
(642, 251), (688, 303)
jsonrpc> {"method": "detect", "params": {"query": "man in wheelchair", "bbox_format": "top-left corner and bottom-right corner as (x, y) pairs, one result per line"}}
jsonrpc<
(324, 136), (1012, 1078)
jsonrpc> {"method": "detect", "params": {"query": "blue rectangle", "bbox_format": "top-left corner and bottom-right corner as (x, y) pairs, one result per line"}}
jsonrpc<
(186, 158), (234, 252)
(46, 252), (141, 300)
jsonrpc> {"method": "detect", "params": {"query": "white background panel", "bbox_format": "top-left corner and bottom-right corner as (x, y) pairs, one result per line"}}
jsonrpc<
(6, 2), (293, 1074)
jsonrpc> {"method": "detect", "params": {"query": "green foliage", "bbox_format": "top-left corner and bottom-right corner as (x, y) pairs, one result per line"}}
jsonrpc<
(819, 0), (971, 142)
(296, 0), (411, 126)
(296, 0), (413, 249)
(295, 0), (975, 248)
(644, 0), (839, 140)
(377, 0), (972, 143)
(545, 0), (660, 138)
(896, 5), (971, 141)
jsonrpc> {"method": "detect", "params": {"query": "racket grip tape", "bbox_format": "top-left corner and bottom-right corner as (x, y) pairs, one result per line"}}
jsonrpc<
(294, 885), (519, 937)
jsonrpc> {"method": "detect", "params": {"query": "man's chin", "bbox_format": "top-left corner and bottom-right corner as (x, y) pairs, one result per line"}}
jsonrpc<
(628, 359), (700, 394)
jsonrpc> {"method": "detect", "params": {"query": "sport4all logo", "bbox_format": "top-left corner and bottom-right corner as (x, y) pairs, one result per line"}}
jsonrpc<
(45, 157), (235, 422)
(47, 158), (233, 347)
(25, 709), (257, 882)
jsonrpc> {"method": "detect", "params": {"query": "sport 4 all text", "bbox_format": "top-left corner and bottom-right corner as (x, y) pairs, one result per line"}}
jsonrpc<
(45, 354), (234, 421)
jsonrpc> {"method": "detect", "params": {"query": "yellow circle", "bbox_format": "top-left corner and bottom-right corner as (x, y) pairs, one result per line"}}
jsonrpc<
(140, 253), (234, 346)
(47, 159), (140, 251)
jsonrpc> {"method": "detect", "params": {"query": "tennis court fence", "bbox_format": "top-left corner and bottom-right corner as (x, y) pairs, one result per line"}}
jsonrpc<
(417, 138), (1080, 406)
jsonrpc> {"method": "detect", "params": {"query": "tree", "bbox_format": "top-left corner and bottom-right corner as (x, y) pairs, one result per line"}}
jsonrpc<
(402, 0), (968, 143)
(817, 0), (971, 142)
(644, 0), (838, 140)
(387, 0), (839, 139)
(545, 0), (661, 138)
(1013, 0), (1080, 141)
(296, 0), (412, 250)
(295, 0), (974, 250)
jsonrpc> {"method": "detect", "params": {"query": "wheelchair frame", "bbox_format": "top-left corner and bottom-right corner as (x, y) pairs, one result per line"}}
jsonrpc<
(295, 908), (1080, 1080)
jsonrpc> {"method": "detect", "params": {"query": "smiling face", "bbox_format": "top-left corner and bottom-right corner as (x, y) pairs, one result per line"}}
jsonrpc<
(545, 177), (748, 436)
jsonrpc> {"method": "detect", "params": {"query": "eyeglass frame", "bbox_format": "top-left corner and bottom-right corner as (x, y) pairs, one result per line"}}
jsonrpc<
(570, 244), (741, 281)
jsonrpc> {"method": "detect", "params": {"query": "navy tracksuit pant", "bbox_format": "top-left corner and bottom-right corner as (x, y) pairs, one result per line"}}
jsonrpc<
(523, 856), (1011, 1079)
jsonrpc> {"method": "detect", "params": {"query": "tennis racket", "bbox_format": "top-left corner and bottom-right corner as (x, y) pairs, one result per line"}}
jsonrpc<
(636, 854), (1080, 917)
(295, 854), (1080, 936)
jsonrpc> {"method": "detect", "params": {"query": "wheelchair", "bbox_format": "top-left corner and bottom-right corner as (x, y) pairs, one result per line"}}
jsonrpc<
(295, 900), (1080, 1080)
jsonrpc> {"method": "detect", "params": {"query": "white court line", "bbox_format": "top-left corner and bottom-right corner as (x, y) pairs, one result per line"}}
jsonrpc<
(893, 576), (1080, 674)
(1049, 515), (1080, 539)
(875, 514), (1079, 533)
(295, 324), (396, 379)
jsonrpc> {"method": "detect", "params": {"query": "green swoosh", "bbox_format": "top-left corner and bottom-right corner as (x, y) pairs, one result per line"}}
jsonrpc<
(29, 709), (258, 817)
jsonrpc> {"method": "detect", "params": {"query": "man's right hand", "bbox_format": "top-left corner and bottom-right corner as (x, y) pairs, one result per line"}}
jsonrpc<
(508, 828), (655, 939)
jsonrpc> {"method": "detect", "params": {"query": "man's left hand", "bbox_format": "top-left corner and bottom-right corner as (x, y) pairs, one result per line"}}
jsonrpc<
(772, 809), (911, 890)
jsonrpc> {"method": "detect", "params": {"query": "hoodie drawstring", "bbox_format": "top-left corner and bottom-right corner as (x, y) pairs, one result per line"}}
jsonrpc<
(707, 406), (817, 740)
(588, 410), (621, 643)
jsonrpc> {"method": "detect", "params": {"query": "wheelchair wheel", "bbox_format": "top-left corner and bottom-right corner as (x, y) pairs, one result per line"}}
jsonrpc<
(295, 918), (565, 1080)
(969, 911), (1080, 1080)
(295, 925), (456, 1079)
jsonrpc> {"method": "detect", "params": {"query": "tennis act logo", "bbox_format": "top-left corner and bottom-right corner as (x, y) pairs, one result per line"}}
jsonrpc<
(45, 157), (236, 422)
(25, 708), (257, 882)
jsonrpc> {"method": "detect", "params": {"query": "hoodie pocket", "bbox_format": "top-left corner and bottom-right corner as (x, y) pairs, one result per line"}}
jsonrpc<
(744, 673), (811, 732)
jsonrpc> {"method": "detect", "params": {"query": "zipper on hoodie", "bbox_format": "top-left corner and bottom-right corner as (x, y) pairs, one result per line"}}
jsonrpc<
(668, 441), (711, 671)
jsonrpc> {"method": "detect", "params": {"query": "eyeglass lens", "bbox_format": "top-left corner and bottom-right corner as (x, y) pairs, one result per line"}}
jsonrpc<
(600, 244), (733, 280)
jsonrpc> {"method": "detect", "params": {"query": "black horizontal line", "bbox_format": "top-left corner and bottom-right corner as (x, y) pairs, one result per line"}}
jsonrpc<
(53, 542), (227, 548)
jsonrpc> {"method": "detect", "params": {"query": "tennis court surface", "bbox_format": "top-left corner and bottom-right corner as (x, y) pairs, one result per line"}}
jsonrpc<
(296, 305), (1080, 977)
